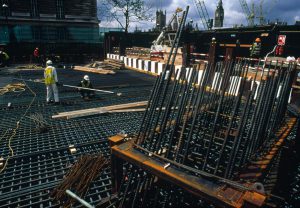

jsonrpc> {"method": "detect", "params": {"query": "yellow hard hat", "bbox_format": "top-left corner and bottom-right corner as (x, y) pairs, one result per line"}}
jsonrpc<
(255, 38), (261, 42)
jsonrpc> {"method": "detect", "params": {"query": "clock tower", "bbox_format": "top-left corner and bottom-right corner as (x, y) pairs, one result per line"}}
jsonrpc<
(214, 0), (224, 27)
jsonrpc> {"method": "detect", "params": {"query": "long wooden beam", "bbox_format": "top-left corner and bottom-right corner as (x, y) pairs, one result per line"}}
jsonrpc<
(52, 101), (148, 119)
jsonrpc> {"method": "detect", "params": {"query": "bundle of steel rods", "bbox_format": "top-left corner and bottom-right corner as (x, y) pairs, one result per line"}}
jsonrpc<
(113, 60), (297, 208)
(27, 113), (49, 133)
(51, 154), (109, 207)
(137, 55), (297, 179)
(107, 4), (298, 207)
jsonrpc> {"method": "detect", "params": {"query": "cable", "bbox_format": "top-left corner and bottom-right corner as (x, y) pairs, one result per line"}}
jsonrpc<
(0, 77), (37, 174)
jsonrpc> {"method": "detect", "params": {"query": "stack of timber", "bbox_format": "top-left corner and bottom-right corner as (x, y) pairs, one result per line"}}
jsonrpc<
(73, 65), (116, 75)
(103, 58), (125, 70)
(126, 47), (151, 59)
(52, 101), (148, 119)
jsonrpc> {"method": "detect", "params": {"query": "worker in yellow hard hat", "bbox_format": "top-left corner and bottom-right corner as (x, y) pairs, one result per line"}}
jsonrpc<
(44, 60), (60, 105)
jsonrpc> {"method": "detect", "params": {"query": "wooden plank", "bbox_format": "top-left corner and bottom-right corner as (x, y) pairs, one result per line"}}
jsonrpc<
(292, 85), (300, 89)
(108, 108), (146, 113)
(52, 101), (148, 119)
(55, 102), (147, 117)
(73, 66), (116, 75)
(57, 101), (148, 116)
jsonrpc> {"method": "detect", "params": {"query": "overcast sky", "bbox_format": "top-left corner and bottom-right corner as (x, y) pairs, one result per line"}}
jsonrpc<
(98, 0), (300, 31)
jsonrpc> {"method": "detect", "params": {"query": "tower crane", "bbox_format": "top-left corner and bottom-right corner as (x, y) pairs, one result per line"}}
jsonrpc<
(193, 0), (213, 30)
(258, 0), (266, 25)
(239, 0), (255, 26)
(239, 0), (278, 26)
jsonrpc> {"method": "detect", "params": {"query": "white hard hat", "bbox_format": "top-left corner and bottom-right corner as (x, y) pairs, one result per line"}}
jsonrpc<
(46, 60), (53, 65)
(84, 75), (89, 81)
(286, 56), (295, 62)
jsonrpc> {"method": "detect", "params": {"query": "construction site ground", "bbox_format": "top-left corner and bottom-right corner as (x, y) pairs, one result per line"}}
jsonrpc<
(0, 65), (155, 207)
(0, 65), (299, 207)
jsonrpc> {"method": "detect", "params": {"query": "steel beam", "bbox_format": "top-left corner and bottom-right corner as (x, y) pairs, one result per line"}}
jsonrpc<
(111, 139), (266, 208)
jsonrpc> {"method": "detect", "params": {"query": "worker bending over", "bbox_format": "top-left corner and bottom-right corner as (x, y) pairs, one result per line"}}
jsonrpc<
(44, 60), (60, 105)
(78, 75), (95, 100)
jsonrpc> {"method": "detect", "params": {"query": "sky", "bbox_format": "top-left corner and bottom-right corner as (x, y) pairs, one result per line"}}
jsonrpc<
(98, 0), (300, 31)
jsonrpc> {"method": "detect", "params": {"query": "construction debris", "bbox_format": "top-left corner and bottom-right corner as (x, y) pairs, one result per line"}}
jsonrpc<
(51, 154), (109, 207)
(0, 83), (26, 95)
(68, 145), (77, 154)
(72, 59), (124, 75)
(16, 64), (43, 70)
(27, 113), (49, 133)
(103, 58), (125, 69)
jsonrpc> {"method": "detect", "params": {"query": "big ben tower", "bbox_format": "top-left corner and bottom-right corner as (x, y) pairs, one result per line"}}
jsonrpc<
(214, 0), (224, 27)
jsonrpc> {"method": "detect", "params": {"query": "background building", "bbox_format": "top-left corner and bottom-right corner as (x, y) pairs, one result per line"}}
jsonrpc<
(155, 10), (166, 31)
(0, 0), (100, 61)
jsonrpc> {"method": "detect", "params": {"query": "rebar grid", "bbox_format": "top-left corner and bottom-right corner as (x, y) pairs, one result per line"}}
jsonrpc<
(0, 67), (155, 207)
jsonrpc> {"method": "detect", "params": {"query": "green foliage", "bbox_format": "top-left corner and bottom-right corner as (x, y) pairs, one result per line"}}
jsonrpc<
(101, 0), (152, 33)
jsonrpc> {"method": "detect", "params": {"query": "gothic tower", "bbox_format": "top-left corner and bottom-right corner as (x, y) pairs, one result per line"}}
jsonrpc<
(156, 10), (166, 31)
(214, 0), (224, 27)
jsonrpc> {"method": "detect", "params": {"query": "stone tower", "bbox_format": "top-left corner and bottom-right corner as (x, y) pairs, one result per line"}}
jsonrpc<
(156, 10), (166, 31)
(214, 0), (224, 27)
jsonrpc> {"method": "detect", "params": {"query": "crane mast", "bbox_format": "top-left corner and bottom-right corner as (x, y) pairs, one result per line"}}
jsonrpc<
(194, 0), (212, 30)
(239, 0), (255, 26)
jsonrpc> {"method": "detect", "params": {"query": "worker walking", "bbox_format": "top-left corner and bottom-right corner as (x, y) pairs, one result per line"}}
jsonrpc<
(78, 75), (95, 100)
(44, 60), (60, 105)
(33, 47), (40, 64)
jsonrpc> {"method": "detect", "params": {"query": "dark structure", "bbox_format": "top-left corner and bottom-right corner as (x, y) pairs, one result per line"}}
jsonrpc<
(104, 25), (300, 59)
(214, 0), (224, 27)
(0, 0), (100, 61)
(155, 10), (166, 31)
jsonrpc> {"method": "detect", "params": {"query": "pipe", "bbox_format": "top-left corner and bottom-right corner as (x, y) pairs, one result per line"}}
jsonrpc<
(62, 84), (114, 94)
(13, 78), (115, 94)
(65, 189), (94, 208)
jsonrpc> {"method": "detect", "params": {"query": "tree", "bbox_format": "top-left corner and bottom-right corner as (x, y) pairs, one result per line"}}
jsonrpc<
(98, 0), (153, 33)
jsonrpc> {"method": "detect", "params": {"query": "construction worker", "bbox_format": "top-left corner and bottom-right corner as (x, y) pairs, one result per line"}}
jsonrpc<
(33, 47), (40, 64)
(0, 50), (10, 67)
(44, 60), (60, 105)
(250, 37), (261, 58)
(78, 75), (95, 100)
